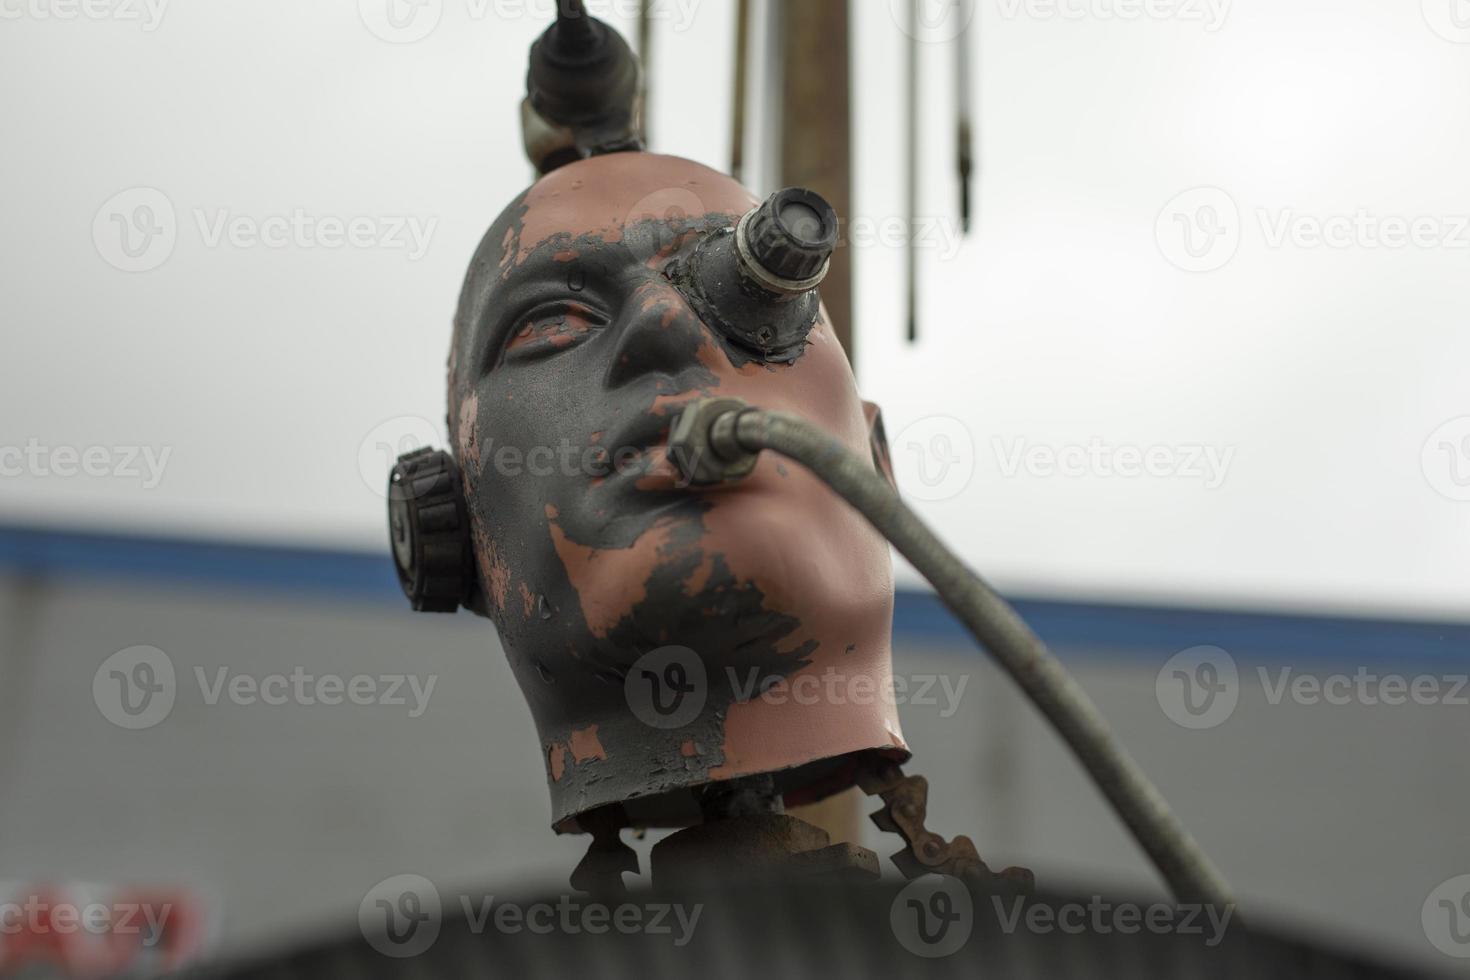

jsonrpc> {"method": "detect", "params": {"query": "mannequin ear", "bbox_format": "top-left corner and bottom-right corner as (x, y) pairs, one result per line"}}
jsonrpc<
(862, 401), (898, 492)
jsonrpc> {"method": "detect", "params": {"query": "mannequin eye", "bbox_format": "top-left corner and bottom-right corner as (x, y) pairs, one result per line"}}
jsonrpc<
(500, 300), (610, 366)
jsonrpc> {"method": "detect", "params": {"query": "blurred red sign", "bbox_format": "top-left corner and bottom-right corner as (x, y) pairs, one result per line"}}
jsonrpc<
(0, 883), (209, 978)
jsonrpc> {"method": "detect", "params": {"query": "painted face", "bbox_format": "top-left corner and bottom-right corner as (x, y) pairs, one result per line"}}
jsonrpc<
(448, 152), (908, 832)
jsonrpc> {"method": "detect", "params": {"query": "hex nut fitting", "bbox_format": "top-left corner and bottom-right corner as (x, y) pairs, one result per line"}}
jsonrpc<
(667, 398), (758, 486)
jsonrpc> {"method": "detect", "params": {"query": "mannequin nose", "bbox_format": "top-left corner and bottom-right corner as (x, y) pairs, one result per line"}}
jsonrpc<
(672, 187), (839, 363)
(603, 279), (710, 390)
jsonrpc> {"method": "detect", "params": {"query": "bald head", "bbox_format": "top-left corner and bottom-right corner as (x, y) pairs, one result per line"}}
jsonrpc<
(444, 151), (905, 832)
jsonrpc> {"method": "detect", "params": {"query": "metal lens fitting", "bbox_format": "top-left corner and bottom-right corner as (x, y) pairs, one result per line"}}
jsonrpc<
(737, 187), (838, 294)
(676, 186), (839, 363)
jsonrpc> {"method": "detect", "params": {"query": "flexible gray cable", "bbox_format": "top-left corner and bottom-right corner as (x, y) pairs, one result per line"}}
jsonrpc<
(723, 407), (1235, 909)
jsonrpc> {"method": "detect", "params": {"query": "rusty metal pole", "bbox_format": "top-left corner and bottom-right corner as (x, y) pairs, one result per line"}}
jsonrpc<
(638, 0), (653, 145)
(730, 0), (750, 184)
(777, 0), (855, 367)
(775, 0), (864, 844)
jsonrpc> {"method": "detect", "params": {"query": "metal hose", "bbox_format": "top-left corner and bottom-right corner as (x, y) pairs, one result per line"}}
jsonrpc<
(678, 402), (1235, 908)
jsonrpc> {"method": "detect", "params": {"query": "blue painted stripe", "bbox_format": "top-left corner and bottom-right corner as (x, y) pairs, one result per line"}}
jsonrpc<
(2, 523), (1466, 667)
(0, 524), (399, 601)
(897, 591), (1470, 668)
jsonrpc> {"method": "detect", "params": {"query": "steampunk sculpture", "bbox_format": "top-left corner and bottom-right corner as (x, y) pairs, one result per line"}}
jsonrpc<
(389, 0), (1230, 906)
(440, 150), (912, 833)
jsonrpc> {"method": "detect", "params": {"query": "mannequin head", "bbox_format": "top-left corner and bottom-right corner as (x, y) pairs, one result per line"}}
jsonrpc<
(448, 151), (907, 832)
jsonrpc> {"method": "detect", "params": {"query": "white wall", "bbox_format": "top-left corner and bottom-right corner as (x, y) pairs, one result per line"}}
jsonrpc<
(2, 0), (1467, 620)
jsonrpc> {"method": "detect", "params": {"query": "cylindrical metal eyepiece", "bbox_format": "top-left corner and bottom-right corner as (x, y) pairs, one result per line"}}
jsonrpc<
(737, 187), (838, 293)
(672, 186), (839, 363)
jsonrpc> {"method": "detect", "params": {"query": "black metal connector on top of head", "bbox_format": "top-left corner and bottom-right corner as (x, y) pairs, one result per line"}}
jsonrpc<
(522, 0), (644, 174)
(671, 187), (839, 364)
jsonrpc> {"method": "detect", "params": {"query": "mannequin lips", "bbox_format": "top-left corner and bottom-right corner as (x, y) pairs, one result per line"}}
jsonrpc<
(574, 401), (689, 507)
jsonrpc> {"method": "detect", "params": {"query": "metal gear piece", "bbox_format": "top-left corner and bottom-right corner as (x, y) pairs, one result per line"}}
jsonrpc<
(569, 809), (639, 896)
(859, 764), (1034, 890)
